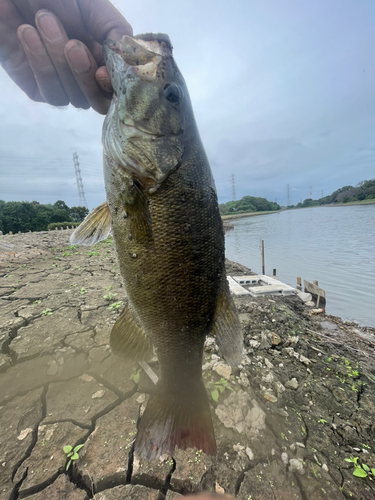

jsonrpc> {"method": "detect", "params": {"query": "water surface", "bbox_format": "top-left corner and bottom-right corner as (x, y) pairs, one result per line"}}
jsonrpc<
(225, 205), (375, 327)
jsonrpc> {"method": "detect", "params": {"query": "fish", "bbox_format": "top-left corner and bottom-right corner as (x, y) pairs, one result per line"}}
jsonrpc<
(71, 33), (243, 459)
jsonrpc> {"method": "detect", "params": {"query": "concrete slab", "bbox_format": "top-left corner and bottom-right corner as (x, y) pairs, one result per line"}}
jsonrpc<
(227, 276), (251, 296)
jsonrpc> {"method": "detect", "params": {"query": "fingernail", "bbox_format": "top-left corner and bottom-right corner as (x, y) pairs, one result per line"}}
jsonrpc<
(67, 45), (91, 73)
(37, 13), (63, 43)
(19, 26), (45, 55)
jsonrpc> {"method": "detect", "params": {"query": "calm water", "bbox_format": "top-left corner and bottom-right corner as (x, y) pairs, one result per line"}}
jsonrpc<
(225, 205), (375, 327)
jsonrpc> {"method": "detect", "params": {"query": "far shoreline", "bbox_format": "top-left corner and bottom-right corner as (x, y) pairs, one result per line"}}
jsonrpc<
(221, 199), (375, 221)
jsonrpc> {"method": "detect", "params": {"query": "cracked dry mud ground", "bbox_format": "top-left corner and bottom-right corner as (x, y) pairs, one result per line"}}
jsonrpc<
(1, 230), (375, 500)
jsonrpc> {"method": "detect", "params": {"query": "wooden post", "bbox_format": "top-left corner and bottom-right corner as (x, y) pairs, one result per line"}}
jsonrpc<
(261, 240), (265, 275)
(297, 277), (302, 290)
(273, 269), (276, 276)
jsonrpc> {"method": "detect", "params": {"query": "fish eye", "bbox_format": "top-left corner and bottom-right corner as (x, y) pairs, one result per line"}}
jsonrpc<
(163, 83), (180, 103)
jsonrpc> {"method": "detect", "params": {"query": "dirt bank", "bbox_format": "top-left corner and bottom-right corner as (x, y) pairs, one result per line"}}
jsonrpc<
(0, 230), (375, 500)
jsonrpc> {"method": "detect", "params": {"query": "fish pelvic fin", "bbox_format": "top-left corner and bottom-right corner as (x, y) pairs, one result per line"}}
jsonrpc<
(70, 201), (111, 246)
(110, 303), (153, 361)
(135, 380), (216, 459)
(210, 280), (243, 368)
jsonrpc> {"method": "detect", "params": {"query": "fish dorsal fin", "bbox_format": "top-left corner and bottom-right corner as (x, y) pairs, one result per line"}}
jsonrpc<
(70, 201), (111, 246)
(110, 302), (154, 361)
(210, 280), (243, 367)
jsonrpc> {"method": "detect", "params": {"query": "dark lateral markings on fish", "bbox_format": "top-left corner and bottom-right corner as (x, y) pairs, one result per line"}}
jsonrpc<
(70, 32), (243, 459)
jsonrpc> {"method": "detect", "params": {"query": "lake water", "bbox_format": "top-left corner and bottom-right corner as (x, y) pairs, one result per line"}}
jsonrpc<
(225, 205), (375, 327)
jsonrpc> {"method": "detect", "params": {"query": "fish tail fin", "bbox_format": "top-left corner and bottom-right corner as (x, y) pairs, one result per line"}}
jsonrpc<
(135, 380), (216, 459)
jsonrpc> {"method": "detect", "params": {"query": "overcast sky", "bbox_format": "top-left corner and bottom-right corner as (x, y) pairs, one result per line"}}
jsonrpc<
(1, 0), (375, 209)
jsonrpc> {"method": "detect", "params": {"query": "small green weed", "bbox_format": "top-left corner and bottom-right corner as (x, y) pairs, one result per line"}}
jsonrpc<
(130, 367), (141, 384)
(344, 457), (375, 479)
(108, 301), (123, 310)
(206, 377), (233, 402)
(42, 309), (52, 316)
(79, 287), (88, 295)
(63, 444), (84, 470)
(103, 293), (117, 300)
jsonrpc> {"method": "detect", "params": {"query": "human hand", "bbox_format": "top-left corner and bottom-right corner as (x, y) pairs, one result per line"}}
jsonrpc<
(0, 0), (132, 114)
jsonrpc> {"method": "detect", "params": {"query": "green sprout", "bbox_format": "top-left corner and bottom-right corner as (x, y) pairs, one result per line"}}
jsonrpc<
(79, 287), (88, 295)
(205, 377), (233, 402)
(108, 301), (123, 310)
(344, 457), (375, 479)
(63, 444), (84, 470)
(130, 367), (141, 384)
(42, 308), (52, 316)
(103, 293), (117, 301)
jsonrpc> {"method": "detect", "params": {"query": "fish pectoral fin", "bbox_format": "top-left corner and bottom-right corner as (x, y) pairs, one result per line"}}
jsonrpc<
(70, 201), (112, 246)
(210, 281), (243, 368)
(110, 303), (153, 361)
(123, 181), (152, 242)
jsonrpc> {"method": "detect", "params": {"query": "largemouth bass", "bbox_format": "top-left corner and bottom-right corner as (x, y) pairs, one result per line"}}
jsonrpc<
(71, 33), (243, 459)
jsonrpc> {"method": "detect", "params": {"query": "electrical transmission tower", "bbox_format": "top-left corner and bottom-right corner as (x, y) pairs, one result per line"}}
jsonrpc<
(287, 184), (290, 206)
(230, 174), (236, 201)
(309, 185), (312, 198)
(73, 153), (88, 209)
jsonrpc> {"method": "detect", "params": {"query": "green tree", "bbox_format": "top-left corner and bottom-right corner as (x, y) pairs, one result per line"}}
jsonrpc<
(70, 206), (89, 222)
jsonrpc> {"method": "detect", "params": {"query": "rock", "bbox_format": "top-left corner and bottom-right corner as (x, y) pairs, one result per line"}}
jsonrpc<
(216, 390), (266, 437)
(281, 452), (289, 466)
(237, 461), (302, 499)
(239, 371), (250, 387)
(262, 372), (274, 383)
(264, 358), (274, 369)
(165, 491), (183, 499)
(0, 388), (43, 499)
(214, 362), (232, 379)
(25, 475), (88, 500)
(169, 448), (212, 494)
(0, 354), (11, 373)
(259, 331), (272, 349)
(273, 381), (286, 395)
(94, 484), (159, 499)
(76, 395), (140, 493)
(14, 422), (89, 498)
(297, 291), (312, 303)
(289, 458), (305, 475)
(299, 354), (311, 366)
(263, 390), (278, 403)
(132, 452), (174, 490)
(285, 378), (299, 390)
(44, 378), (118, 427)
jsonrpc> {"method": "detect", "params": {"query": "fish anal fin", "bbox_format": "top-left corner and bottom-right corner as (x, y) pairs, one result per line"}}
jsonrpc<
(210, 280), (243, 367)
(135, 381), (216, 459)
(70, 201), (111, 246)
(110, 303), (153, 361)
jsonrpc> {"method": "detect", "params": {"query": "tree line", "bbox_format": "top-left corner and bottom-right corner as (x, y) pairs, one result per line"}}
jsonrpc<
(219, 196), (280, 215)
(287, 179), (375, 209)
(0, 200), (89, 234)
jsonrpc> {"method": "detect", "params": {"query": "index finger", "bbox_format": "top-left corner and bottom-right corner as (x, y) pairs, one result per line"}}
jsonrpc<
(0, 0), (43, 101)
(13, 0), (133, 43)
